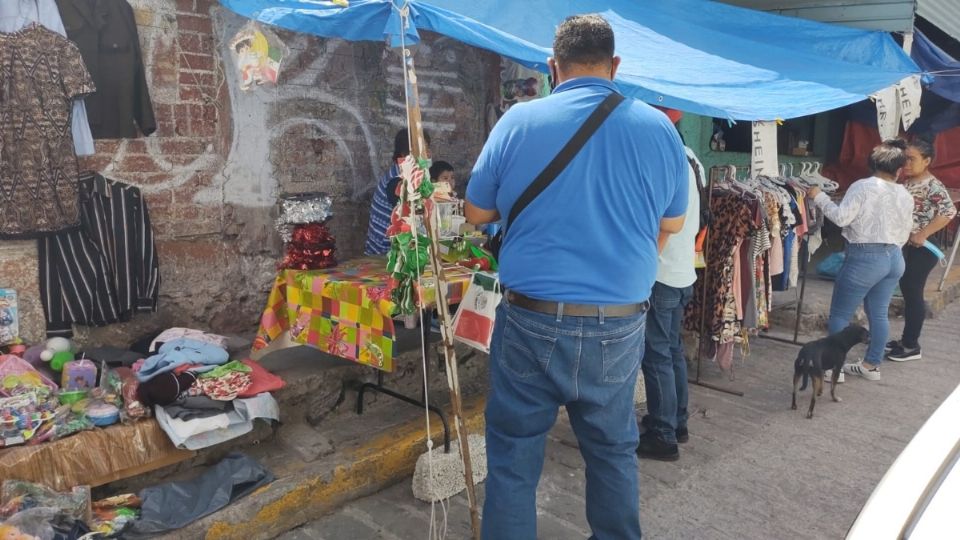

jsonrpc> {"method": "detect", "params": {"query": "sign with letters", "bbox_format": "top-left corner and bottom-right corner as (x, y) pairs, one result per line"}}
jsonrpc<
(873, 85), (899, 140)
(897, 75), (922, 132)
(751, 121), (779, 177)
(872, 76), (922, 140)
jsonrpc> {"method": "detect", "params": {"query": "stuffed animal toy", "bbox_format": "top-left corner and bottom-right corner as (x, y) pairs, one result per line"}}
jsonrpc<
(38, 337), (74, 372)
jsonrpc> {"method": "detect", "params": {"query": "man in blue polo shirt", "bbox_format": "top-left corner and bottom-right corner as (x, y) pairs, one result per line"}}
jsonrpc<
(465, 14), (687, 540)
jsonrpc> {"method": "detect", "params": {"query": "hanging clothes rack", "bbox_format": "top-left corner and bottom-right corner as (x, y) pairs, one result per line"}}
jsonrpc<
(690, 161), (835, 392)
(691, 166), (744, 397)
(688, 167), (743, 397)
(757, 161), (837, 347)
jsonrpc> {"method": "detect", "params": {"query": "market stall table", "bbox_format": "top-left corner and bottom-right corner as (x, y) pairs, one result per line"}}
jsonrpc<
(252, 257), (477, 451)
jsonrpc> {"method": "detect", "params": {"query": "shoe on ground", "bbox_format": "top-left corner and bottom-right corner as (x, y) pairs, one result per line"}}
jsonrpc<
(641, 416), (687, 443)
(885, 340), (902, 354)
(636, 432), (679, 461)
(824, 369), (845, 384)
(843, 363), (881, 381)
(887, 346), (921, 362)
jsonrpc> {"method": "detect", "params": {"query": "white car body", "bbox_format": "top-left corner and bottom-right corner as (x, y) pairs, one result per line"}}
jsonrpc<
(847, 382), (960, 539)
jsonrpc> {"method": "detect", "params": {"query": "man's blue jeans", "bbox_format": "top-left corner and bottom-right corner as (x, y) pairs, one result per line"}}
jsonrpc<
(641, 282), (693, 444)
(482, 299), (646, 540)
(827, 243), (905, 365)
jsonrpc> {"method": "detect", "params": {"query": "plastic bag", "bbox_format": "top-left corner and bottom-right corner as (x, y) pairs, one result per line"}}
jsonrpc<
(0, 391), (60, 448)
(0, 507), (60, 540)
(92, 494), (141, 536)
(114, 367), (149, 422)
(0, 289), (18, 347)
(451, 272), (502, 353)
(131, 453), (273, 534)
(816, 252), (845, 280)
(0, 355), (58, 397)
(0, 481), (90, 524)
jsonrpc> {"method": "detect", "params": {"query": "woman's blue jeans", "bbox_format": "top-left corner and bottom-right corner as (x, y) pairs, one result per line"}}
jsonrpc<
(827, 243), (905, 365)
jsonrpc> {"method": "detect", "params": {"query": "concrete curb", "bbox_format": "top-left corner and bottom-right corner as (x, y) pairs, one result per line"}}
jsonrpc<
(771, 267), (960, 334)
(891, 268), (960, 318)
(161, 395), (487, 540)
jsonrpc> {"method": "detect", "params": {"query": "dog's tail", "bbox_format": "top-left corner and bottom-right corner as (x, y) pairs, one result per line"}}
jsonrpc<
(800, 372), (809, 391)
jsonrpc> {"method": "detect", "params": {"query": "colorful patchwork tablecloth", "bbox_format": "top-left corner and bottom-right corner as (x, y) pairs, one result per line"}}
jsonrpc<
(254, 258), (474, 371)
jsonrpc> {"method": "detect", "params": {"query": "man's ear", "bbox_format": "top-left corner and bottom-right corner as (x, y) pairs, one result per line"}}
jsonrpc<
(610, 56), (622, 80)
(548, 57), (558, 89)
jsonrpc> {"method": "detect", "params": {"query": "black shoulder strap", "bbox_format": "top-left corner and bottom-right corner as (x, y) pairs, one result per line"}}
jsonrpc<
(687, 156), (704, 193)
(504, 92), (625, 231)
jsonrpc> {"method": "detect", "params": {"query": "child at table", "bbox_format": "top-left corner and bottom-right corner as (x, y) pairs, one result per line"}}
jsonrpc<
(430, 160), (458, 200)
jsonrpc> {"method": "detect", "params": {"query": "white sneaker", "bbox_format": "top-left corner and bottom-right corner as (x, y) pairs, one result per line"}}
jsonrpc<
(823, 369), (845, 384)
(843, 363), (881, 381)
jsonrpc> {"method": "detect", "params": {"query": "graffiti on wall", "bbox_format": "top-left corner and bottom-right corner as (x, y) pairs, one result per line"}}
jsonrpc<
(200, 10), (489, 206)
(88, 5), (490, 210)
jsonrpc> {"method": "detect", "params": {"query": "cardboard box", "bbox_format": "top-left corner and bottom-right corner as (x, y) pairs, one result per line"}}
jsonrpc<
(0, 420), (194, 490)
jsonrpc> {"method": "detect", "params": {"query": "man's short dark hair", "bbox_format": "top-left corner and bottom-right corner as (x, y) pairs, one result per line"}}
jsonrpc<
(553, 15), (615, 67)
(393, 128), (431, 161)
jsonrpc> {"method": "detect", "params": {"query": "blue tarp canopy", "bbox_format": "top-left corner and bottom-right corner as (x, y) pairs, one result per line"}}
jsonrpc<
(219, 0), (921, 120)
(913, 29), (960, 104)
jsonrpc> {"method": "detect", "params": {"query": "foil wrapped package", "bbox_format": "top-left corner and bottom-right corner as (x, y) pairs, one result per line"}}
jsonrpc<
(276, 192), (334, 242)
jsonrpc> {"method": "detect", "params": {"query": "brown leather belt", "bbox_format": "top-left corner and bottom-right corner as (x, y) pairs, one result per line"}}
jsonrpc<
(506, 291), (649, 318)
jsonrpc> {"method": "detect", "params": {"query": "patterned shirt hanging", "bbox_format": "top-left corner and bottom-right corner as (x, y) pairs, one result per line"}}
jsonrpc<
(0, 24), (95, 238)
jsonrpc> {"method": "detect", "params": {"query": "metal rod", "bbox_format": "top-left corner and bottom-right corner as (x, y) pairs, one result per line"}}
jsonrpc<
(695, 172), (715, 385)
(759, 334), (804, 346)
(689, 379), (745, 397)
(793, 240), (808, 344)
(938, 224), (960, 292)
(354, 312), (453, 453)
(757, 238), (808, 347)
(356, 381), (451, 453)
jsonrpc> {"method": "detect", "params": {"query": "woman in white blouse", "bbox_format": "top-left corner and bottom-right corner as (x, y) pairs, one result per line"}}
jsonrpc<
(808, 140), (914, 381)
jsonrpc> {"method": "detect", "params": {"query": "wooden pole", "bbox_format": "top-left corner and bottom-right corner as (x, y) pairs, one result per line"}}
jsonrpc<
(400, 40), (482, 540)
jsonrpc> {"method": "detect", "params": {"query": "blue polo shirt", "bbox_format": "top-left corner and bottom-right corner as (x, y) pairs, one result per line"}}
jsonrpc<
(466, 77), (687, 304)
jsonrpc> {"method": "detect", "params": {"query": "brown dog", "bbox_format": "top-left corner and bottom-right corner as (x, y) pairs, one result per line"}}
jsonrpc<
(791, 324), (870, 418)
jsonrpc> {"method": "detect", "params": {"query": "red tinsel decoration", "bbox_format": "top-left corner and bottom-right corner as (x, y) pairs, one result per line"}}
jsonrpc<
(278, 223), (338, 270)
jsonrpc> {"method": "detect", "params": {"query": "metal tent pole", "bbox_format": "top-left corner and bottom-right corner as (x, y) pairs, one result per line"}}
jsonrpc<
(938, 223), (960, 292)
(760, 239), (808, 347)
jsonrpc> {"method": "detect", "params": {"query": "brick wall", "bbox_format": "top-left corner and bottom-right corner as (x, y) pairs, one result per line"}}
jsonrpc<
(0, 0), (498, 347)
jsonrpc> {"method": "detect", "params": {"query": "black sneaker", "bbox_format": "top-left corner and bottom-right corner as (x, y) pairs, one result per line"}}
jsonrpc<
(885, 340), (902, 354)
(887, 346), (921, 362)
(676, 426), (689, 444)
(636, 432), (679, 461)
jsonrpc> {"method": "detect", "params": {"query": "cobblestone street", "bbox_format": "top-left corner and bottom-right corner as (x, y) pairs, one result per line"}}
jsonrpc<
(284, 301), (960, 539)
